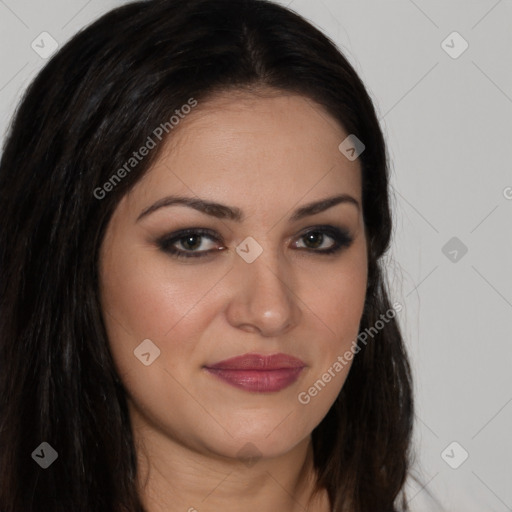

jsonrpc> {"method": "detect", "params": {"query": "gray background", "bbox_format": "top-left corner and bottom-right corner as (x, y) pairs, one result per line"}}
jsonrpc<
(1, 0), (511, 510)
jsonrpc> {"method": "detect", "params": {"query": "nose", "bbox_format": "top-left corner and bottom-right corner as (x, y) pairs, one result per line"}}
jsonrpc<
(224, 248), (301, 337)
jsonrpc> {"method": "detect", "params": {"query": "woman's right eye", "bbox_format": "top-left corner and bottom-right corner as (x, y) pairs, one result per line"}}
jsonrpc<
(157, 228), (224, 259)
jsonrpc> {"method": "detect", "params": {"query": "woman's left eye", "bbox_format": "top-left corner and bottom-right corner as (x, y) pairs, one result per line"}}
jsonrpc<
(293, 226), (353, 254)
(157, 225), (353, 259)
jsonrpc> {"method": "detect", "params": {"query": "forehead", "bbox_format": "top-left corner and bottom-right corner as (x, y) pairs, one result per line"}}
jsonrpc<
(126, 91), (362, 214)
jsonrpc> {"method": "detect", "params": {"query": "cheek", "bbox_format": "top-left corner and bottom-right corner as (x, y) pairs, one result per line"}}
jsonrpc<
(292, 247), (368, 407)
(297, 245), (368, 345)
(99, 241), (235, 392)
(101, 245), (227, 339)
(99, 247), (232, 440)
(309, 269), (366, 339)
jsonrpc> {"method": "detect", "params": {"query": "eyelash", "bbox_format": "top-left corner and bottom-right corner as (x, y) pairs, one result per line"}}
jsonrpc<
(156, 225), (353, 260)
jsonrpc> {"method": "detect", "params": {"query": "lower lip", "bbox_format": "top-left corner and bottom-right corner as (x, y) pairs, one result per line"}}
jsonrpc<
(204, 367), (304, 393)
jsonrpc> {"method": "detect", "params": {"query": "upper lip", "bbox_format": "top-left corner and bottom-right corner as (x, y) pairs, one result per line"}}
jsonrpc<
(205, 353), (306, 370)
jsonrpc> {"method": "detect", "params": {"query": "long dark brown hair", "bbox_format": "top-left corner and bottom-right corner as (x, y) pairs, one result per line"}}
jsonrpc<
(0, 0), (413, 510)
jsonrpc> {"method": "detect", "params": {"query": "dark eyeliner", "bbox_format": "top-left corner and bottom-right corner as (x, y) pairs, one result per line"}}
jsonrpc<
(297, 225), (353, 255)
(157, 225), (353, 259)
(156, 228), (222, 259)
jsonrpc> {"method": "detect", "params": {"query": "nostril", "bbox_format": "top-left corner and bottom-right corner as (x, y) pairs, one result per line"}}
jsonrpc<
(238, 324), (261, 334)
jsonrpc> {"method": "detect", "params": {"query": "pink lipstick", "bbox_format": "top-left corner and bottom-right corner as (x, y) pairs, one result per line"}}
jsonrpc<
(204, 353), (306, 393)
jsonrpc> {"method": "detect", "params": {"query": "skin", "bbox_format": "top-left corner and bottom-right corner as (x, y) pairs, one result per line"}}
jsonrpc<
(99, 90), (368, 512)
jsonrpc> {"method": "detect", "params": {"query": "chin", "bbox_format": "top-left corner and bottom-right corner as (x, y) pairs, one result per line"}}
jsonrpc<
(199, 416), (311, 463)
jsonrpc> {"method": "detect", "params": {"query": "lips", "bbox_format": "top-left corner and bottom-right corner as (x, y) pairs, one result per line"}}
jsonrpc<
(204, 353), (306, 393)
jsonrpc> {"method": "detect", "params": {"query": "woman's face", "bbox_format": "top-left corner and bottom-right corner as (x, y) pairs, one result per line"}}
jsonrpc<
(99, 91), (368, 461)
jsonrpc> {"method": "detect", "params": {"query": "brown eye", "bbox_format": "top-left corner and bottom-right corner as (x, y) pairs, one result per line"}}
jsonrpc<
(302, 231), (327, 249)
(293, 226), (353, 254)
(157, 228), (223, 259)
(179, 234), (205, 251)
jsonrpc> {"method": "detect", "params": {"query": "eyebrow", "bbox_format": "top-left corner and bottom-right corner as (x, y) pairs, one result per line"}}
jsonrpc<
(136, 193), (360, 223)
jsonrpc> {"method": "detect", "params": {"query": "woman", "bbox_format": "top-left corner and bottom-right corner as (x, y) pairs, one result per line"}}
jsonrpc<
(0, 0), (413, 510)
